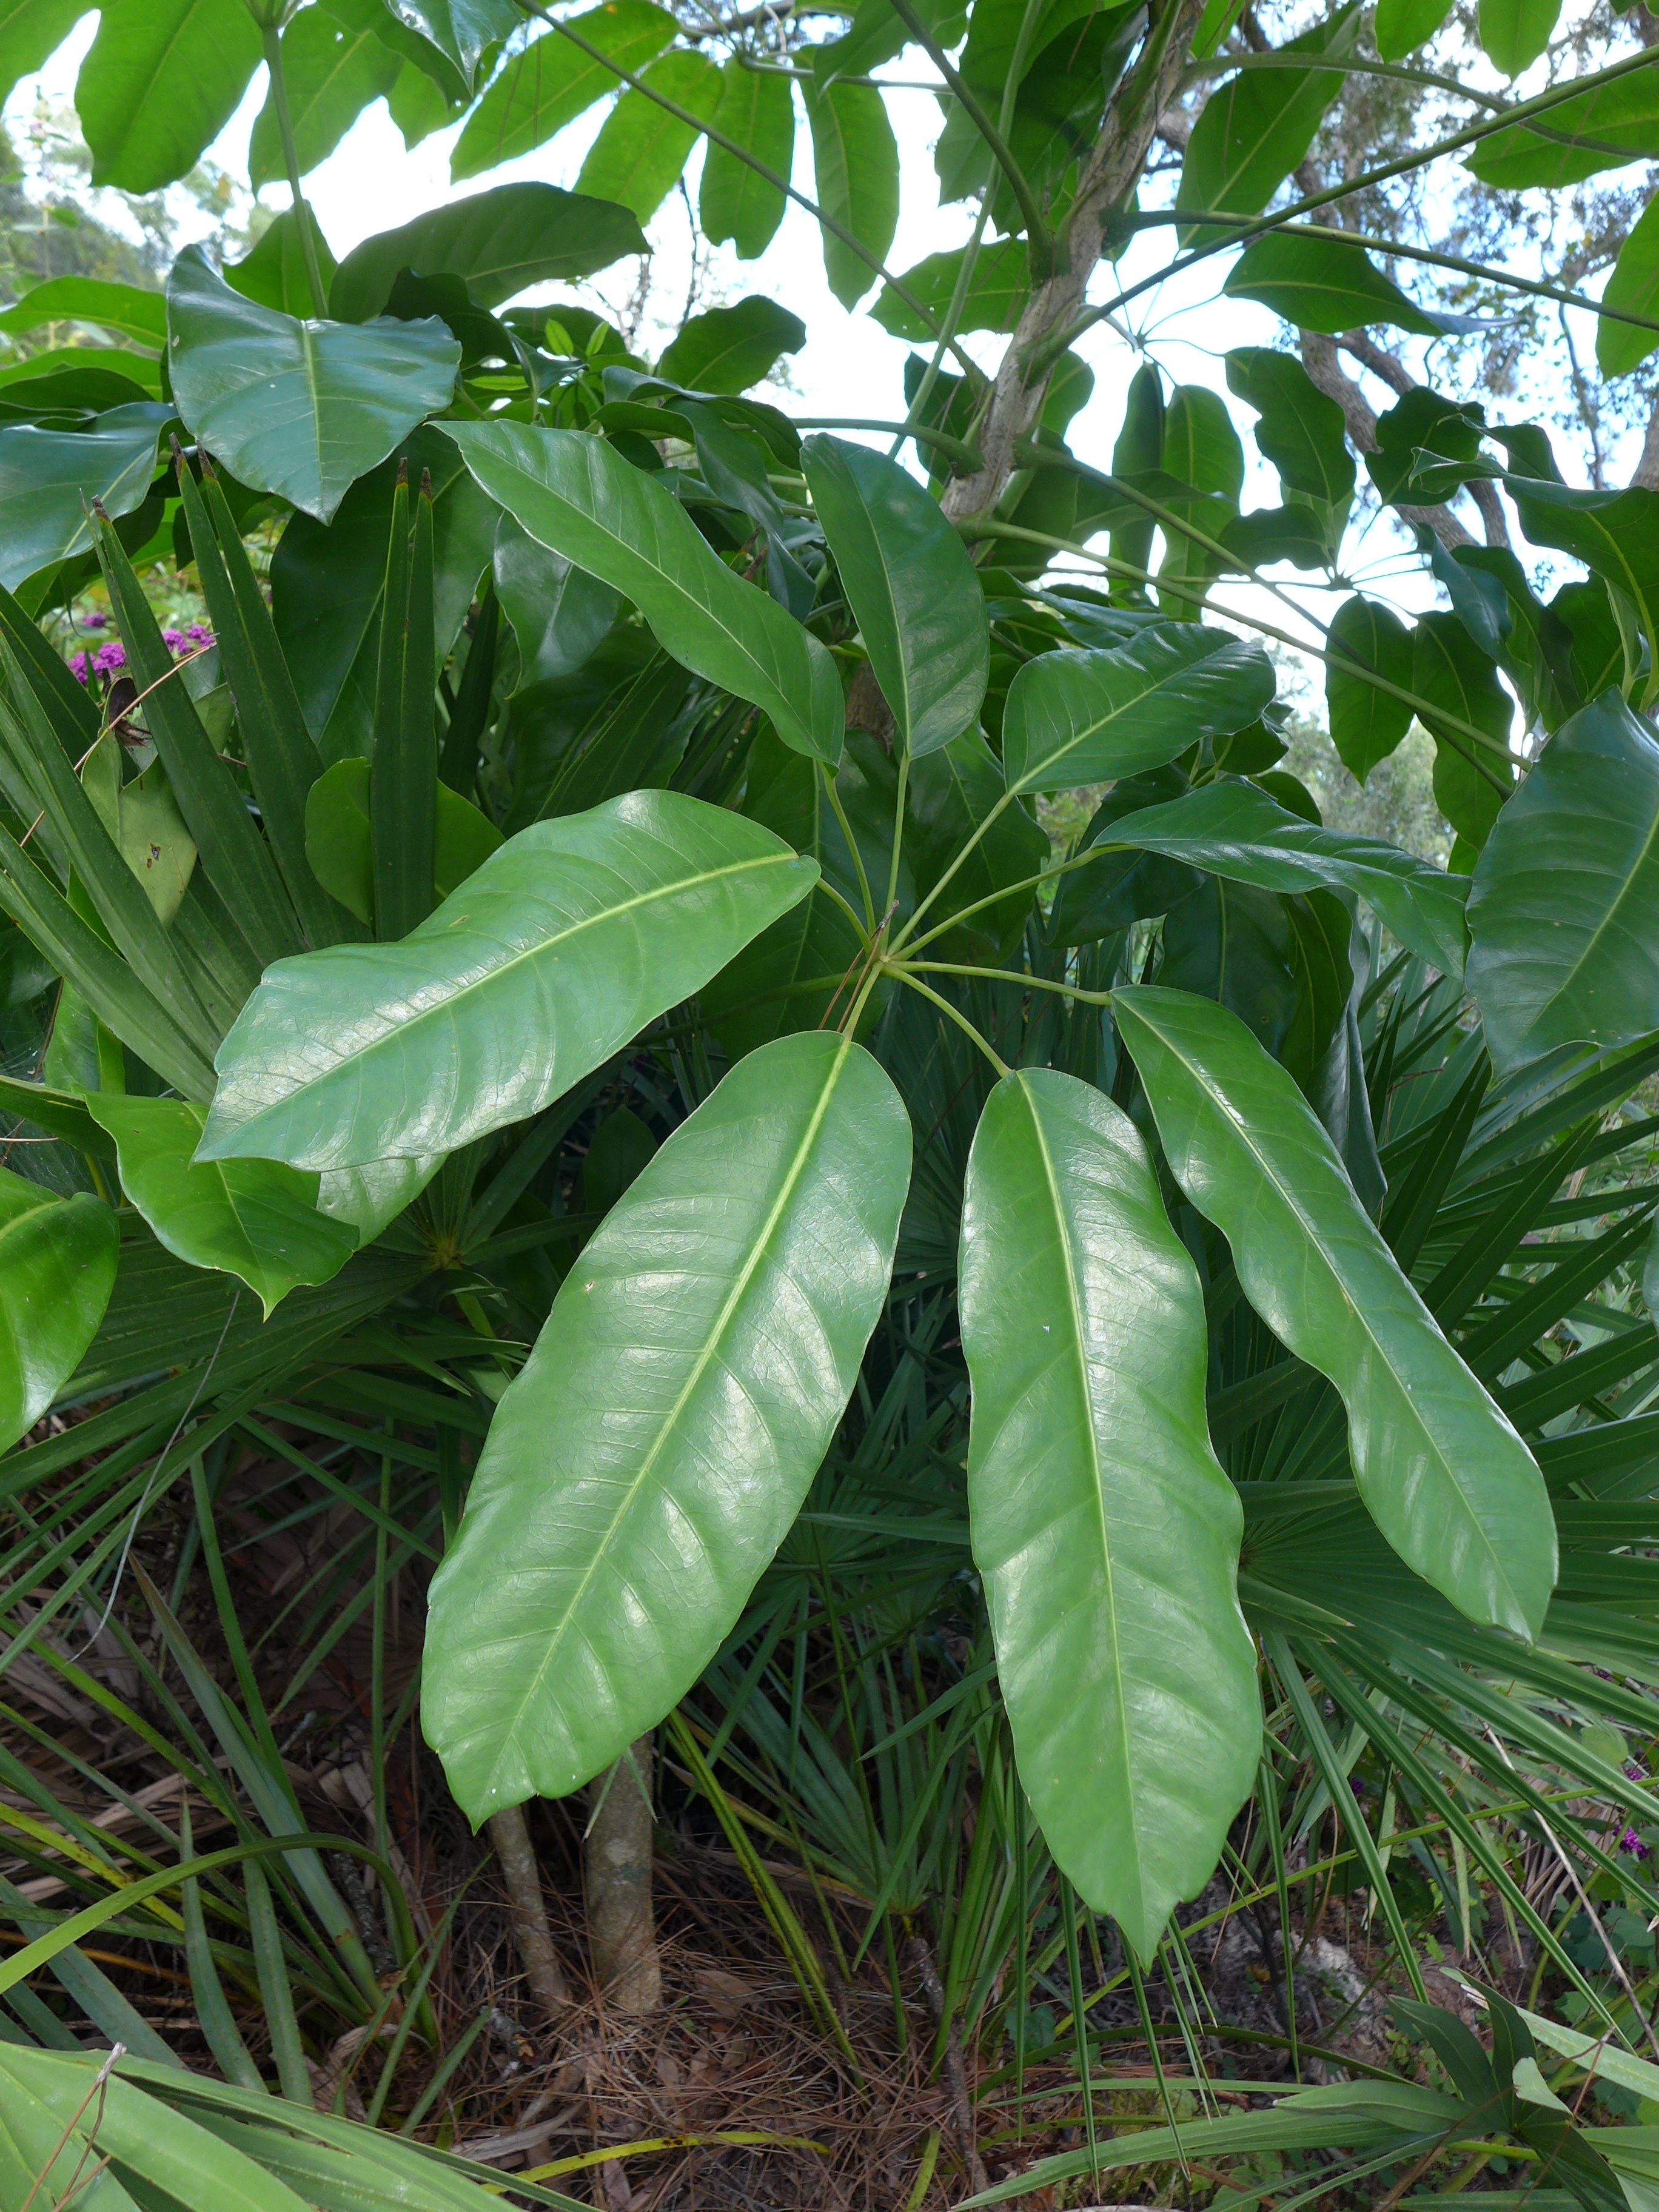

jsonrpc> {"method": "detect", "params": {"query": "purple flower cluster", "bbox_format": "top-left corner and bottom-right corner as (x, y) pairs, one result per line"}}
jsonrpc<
(1621, 1828), (1651, 1860)
(67, 622), (212, 686)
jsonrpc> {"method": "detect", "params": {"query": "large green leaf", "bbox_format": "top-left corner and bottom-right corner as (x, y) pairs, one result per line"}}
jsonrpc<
(1466, 70), (1659, 188)
(1224, 230), (1476, 337)
(225, 204), (339, 319)
(88, 1095), (356, 1317)
(451, 2), (676, 179)
(451, 420), (844, 764)
(1000, 627), (1276, 793)
(0, 276), (167, 351)
(81, 741), (196, 927)
(76, 0), (261, 193)
(1047, 767), (1204, 944)
(1225, 347), (1355, 505)
(304, 754), (503, 927)
(1176, 4), (1359, 238)
(872, 237), (1029, 341)
(1374, 0), (1453, 55)
(248, 4), (399, 189)
(1413, 610), (1515, 847)
(1599, 196), (1659, 377)
(575, 49), (725, 224)
(1503, 474), (1659, 680)
(1467, 691), (1659, 1071)
(959, 1068), (1258, 1959)
(803, 76), (900, 310)
(198, 791), (817, 1171)
(377, 0), (517, 88)
(1327, 594), (1415, 782)
(166, 248), (459, 526)
(700, 56), (793, 258)
(1116, 985), (1558, 1641)
(0, 0), (83, 111)
(423, 1028), (911, 1816)
(1107, 777), (1470, 977)
(0, 1168), (117, 1452)
(802, 434), (988, 760)
(657, 298), (806, 394)
(329, 183), (646, 321)
(1478, 0), (1559, 76)
(0, 403), (171, 592)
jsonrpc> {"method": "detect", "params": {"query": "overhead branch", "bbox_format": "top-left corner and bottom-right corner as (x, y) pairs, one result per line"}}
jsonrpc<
(1298, 332), (1475, 551)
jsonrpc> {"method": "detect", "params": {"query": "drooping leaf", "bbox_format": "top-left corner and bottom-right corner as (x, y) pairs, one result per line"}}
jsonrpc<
(1162, 383), (1244, 500)
(1176, 4), (1359, 239)
(198, 791), (817, 1171)
(451, 420), (845, 764)
(303, 755), (504, 927)
(803, 76), (900, 309)
(1105, 777), (1470, 977)
(1466, 70), (1659, 188)
(1116, 984), (1558, 1641)
(802, 434), (988, 759)
(575, 49), (725, 224)
(1326, 595), (1416, 782)
(700, 57), (793, 258)
(451, 2), (677, 179)
(330, 183), (647, 321)
(960, 1067), (1259, 1959)
(1599, 195), (1659, 378)
(248, 4), (399, 189)
(0, 277), (167, 352)
(657, 298), (806, 394)
(76, 0), (261, 193)
(1000, 626), (1276, 793)
(0, 0), (84, 112)
(1413, 610), (1515, 847)
(224, 204), (339, 318)
(423, 1029), (911, 1817)
(1374, 0), (1454, 56)
(1225, 347), (1355, 505)
(376, 0), (517, 89)
(166, 247), (458, 526)
(0, 1168), (116, 1452)
(0, 403), (172, 592)
(87, 1095), (356, 1317)
(1478, 0), (1560, 76)
(872, 238), (1030, 341)
(1224, 229), (1482, 337)
(1467, 691), (1659, 1072)
(1369, 387), (1487, 507)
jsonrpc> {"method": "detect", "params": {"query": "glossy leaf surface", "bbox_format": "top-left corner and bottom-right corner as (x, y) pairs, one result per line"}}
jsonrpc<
(423, 1030), (911, 1816)
(0, 404), (171, 592)
(1327, 594), (1415, 782)
(960, 1068), (1258, 1959)
(0, 1170), (116, 1453)
(658, 298), (806, 393)
(89, 1096), (356, 1318)
(452, 420), (844, 763)
(76, 0), (261, 193)
(802, 434), (988, 758)
(1001, 628), (1275, 794)
(199, 791), (817, 1171)
(166, 249), (459, 525)
(1467, 690), (1659, 1071)
(1116, 985), (1557, 1641)
(1106, 778), (1470, 978)
(450, 3), (676, 179)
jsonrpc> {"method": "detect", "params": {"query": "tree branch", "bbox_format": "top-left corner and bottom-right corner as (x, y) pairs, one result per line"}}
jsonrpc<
(1298, 331), (1474, 551)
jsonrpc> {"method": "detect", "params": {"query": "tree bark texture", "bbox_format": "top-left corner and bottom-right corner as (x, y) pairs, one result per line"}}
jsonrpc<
(585, 1732), (662, 2014)
(489, 1801), (571, 2021)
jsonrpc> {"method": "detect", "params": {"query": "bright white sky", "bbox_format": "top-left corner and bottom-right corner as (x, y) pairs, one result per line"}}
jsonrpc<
(7, 10), (1638, 682)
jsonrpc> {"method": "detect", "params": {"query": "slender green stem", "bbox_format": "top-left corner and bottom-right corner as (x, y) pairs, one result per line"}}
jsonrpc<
(259, 22), (327, 318)
(901, 959), (1114, 1005)
(1047, 42), (1659, 363)
(820, 759), (876, 930)
(885, 756), (910, 920)
(886, 789), (1014, 954)
(1122, 213), (1659, 341)
(883, 0), (1053, 280)
(959, 517), (1517, 782)
(889, 196), (993, 465)
(515, 0), (987, 389)
(800, 418), (984, 471)
(1182, 49), (1502, 102)
(815, 870), (874, 942)
(839, 950), (889, 1037)
(903, 845), (1102, 958)
(892, 967), (1012, 1076)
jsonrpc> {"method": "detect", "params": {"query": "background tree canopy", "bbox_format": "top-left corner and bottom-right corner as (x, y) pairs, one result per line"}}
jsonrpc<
(4, 2), (1659, 2209)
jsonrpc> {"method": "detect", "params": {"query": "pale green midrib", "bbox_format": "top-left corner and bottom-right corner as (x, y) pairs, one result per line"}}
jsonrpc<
(1140, 1016), (1522, 1607)
(1018, 1078), (1142, 1885)
(296, 324), (326, 511)
(226, 848), (804, 1138)
(481, 1031), (857, 1793)
(495, 451), (798, 712)
(1026, 648), (1232, 784)
(1524, 770), (1659, 1037)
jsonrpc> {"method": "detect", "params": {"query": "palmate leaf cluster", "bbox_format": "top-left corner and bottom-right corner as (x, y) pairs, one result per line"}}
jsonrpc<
(3, 0), (1659, 2200)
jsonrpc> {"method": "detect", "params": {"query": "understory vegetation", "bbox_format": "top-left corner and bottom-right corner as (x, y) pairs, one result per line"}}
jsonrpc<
(4, 0), (1659, 2205)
